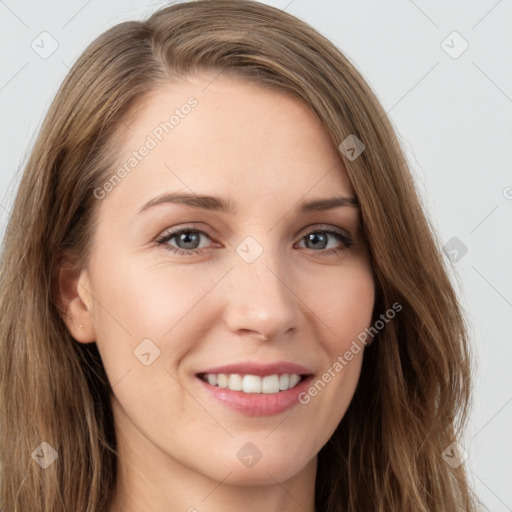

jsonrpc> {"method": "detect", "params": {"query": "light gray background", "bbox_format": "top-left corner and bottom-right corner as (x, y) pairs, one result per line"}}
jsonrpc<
(1, 1), (511, 510)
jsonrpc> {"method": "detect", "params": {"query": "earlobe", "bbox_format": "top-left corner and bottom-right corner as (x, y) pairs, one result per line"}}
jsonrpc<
(55, 252), (96, 344)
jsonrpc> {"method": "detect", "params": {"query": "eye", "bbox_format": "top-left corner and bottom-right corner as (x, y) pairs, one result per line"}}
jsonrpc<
(295, 227), (354, 256)
(155, 225), (354, 257)
(155, 225), (215, 256)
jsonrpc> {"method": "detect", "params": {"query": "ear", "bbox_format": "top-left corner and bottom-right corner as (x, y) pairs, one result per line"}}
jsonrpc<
(54, 251), (96, 344)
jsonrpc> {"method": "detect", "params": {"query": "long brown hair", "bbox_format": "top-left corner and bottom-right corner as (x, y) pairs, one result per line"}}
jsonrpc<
(0, 1), (481, 510)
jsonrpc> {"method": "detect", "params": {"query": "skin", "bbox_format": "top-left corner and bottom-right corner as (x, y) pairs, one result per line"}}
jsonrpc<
(59, 72), (375, 512)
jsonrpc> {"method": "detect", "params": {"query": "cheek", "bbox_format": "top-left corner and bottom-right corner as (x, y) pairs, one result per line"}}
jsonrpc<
(88, 261), (200, 435)
(294, 263), (374, 420)
(305, 262), (375, 352)
(90, 251), (209, 339)
(88, 253), (227, 388)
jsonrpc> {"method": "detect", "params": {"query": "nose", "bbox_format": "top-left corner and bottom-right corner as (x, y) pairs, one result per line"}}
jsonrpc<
(222, 243), (299, 341)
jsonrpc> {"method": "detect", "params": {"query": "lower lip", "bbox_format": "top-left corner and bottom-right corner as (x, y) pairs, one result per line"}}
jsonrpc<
(196, 375), (313, 416)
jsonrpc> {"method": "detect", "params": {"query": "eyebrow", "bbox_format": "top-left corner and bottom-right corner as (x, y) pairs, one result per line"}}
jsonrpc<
(137, 191), (359, 215)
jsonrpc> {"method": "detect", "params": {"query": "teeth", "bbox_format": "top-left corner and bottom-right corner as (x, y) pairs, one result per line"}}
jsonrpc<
(279, 374), (289, 390)
(289, 374), (300, 388)
(241, 375), (260, 393)
(201, 373), (304, 393)
(229, 374), (243, 391)
(217, 374), (228, 388)
(261, 375), (279, 394)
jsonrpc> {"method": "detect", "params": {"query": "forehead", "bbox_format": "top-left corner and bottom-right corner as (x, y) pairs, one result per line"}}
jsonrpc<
(103, 73), (354, 214)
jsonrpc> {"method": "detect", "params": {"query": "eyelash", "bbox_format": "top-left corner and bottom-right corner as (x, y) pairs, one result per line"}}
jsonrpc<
(155, 224), (354, 258)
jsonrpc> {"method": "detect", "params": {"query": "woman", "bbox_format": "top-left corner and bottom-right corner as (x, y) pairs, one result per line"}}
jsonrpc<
(0, 1), (480, 510)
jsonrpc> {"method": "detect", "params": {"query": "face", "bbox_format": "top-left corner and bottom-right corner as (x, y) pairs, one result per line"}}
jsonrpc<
(72, 73), (375, 486)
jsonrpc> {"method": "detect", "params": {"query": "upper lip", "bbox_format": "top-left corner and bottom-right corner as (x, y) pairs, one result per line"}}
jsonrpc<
(197, 360), (314, 377)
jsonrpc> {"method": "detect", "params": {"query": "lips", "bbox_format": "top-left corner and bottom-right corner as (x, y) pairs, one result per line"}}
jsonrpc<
(195, 360), (314, 416)
(196, 360), (313, 377)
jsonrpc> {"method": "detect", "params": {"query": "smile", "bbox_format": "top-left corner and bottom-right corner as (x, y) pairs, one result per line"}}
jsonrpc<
(198, 373), (304, 393)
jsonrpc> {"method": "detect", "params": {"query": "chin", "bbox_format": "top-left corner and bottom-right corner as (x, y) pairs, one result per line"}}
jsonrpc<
(198, 452), (312, 486)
